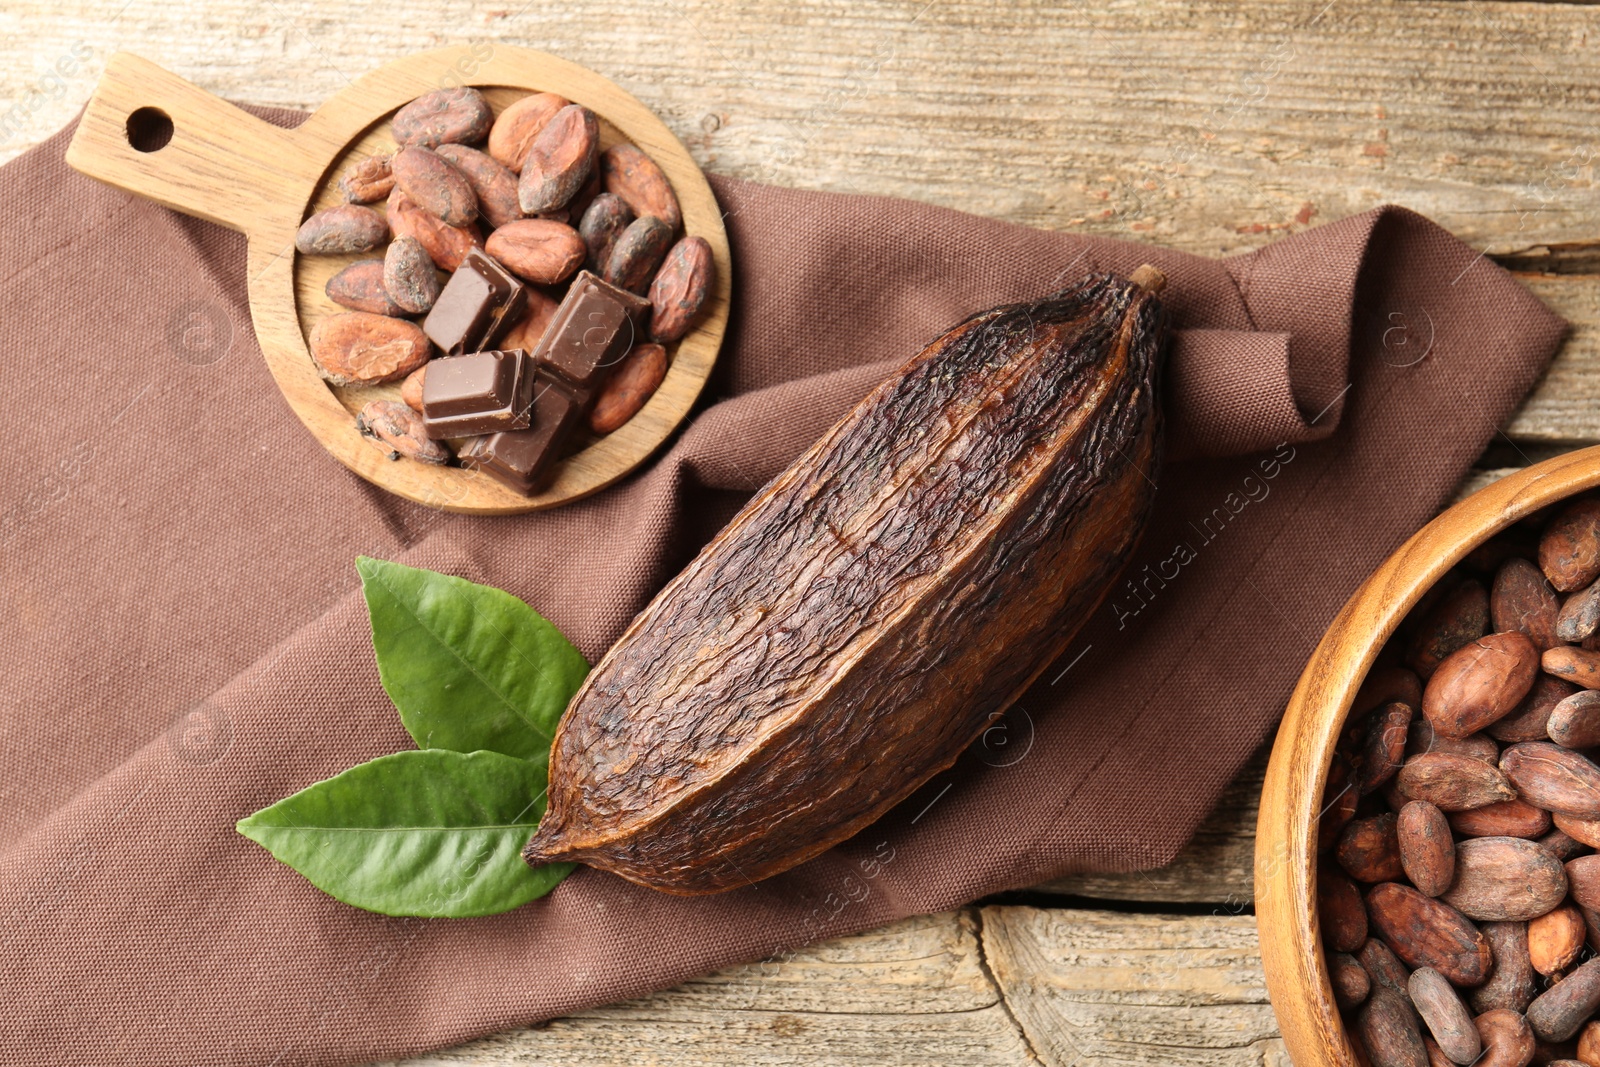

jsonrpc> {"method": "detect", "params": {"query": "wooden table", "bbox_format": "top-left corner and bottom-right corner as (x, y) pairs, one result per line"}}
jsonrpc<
(6, 1), (1596, 1062)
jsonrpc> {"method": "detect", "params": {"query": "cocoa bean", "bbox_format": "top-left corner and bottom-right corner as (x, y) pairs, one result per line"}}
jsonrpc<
(1541, 826), (1592, 859)
(1334, 950), (1373, 1009)
(1529, 903), (1586, 976)
(1322, 754), (1362, 852)
(391, 87), (492, 148)
(517, 104), (598, 214)
(498, 287), (560, 353)
(294, 204), (388, 255)
(1362, 666), (1427, 717)
(1322, 867), (1371, 951)
(588, 342), (668, 435)
(1550, 690), (1600, 749)
(1503, 743), (1600, 819)
(1476, 1008), (1537, 1067)
(600, 142), (682, 231)
(382, 236), (441, 316)
(339, 153), (394, 203)
(1469, 534), (1542, 576)
(356, 400), (449, 465)
(566, 164), (603, 224)
(1582, 905), (1600, 953)
(1360, 989), (1431, 1067)
(400, 364), (426, 413)
(435, 143), (522, 230)
(578, 192), (633, 274)
(1492, 675), (1581, 744)
(602, 215), (673, 294)
(1407, 721), (1500, 762)
(648, 235), (715, 343)
(308, 312), (431, 386)
(1368, 883), (1493, 986)
(392, 146), (478, 227)
(1425, 1037), (1456, 1067)
(1441, 837), (1569, 921)
(1450, 800), (1553, 840)
(484, 219), (586, 285)
(1545, 647), (1600, 690)
(386, 188), (482, 272)
(1558, 579), (1600, 644)
(1568, 855), (1600, 909)
(1361, 702), (1419, 795)
(1496, 557), (1564, 651)
(1363, 936), (1416, 997)
(325, 259), (404, 316)
(1399, 801), (1458, 897)
(1424, 632), (1541, 738)
(1577, 1020), (1600, 1066)
(1410, 579), (1491, 680)
(488, 92), (568, 173)
(1341, 813), (1407, 882)
(1410, 967), (1483, 1064)
(1473, 922), (1538, 1014)
(1398, 752), (1518, 811)
(1541, 499), (1600, 593)
(1529, 958), (1600, 1041)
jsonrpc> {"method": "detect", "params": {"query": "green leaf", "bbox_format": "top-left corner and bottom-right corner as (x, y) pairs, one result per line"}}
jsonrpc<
(237, 749), (574, 917)
(357, 556), (590, 760)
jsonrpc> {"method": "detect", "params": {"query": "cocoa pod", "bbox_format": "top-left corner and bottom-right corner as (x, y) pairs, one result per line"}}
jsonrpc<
(1440, 836), (1569, 921)
(1541, 499), (1600, 593)
(1322, 754), (1362, 852)
(391, 87), (492, 148)
(308, 312), (431, 386)
(1424, 632), (1541, 738)
(1399, 801), (1457, 897)
(1450, 800), (1552, 840)
(325, 259), (404, 316)
(1362, 936), (1416, 998)
(1361, 666), (1425, 718)
(1477, 1008), (1537, 1067)
(294, 204), (388, 255)
(1368, 882), (1493, 986)
(1503, 743), (1600, 818)
(1529, 903), (1586, 975)
(356, 400), (449, 465)
(1410, 967), (1483, 1065)
(386, 188), (482, 272)
(383, 236), (441, 316)
(484, 219), (586, 285)
(435, 143), (523, 230)
(399, 364), (426, 413)
(1360, 990), (1430, 1067)
(1546, 646), (1600, 690)
(1398, 752), (1518, 811)
(1408, 721), (1500, 763)
(517, 104), (598, 214)
(1558, 579), (1600, 644)
(1495, 557), (1564, 651)
(1473, 922), (1538, 1014)
(339, 153), (394, 203)
(1549, 690), (1600, 749)
(1554, 814), (1600, 850)
(579, 193), (633, 274)
(588, 342), (668, 435)
(1491, 675), (1580, 744)
(1577, 1020), (1600, 1066)
(392, 146), (478, 227)
(1343, 814), (1407, 884)
(498, 287), (560, 352)
(600, 142), (682, 231)
(1409, 579), (1491, 680)
(488, 91), (568, 172)
(648, 236), (715, 343)
(1529, 958), (1600, 1041)
(1333, 950), (1373, 1009)
(1322, 867), (1371, 951)
(602, 215), (673, 294)
(1569, 855), (1600, 909)
(521, 271), (1168, 892)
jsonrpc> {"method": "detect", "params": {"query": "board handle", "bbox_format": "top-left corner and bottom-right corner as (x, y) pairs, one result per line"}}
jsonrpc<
(65, 53), (323, 239)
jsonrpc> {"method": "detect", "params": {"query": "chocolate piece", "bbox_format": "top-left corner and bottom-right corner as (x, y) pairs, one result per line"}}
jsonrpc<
(533, 270), (649, 394)
(422, 248), (527, 355)
(459, 372), (582, 494)
(420, 349), (534, 439)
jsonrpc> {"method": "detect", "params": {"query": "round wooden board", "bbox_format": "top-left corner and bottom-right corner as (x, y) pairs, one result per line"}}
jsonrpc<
(64, 46), (731, 513)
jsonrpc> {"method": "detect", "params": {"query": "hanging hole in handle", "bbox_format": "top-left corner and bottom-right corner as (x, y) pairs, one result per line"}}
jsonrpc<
(126, 107), (174, 152)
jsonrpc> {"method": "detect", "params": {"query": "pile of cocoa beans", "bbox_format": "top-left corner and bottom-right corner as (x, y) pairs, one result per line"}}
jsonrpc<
(1322, 495), (1600, 1067)
(295, 85), (713, 466)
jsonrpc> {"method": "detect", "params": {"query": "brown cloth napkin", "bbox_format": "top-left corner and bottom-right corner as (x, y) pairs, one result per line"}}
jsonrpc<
(0, 106), (1566, 1066)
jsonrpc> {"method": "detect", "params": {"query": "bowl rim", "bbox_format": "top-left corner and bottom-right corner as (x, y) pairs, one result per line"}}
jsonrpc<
(1256, 443), (1600, 1066)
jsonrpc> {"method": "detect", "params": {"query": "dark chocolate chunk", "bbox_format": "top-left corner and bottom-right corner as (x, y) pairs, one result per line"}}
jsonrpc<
(422, 248), (527, 355)
(420, 349), (534, 439)
(534, 270), (649, 394)
(459, 372), (582, 494)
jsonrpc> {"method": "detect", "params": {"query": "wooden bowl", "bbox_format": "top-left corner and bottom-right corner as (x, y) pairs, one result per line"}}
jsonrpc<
(1257, 445), (1600, 1065)
(61, 47), (731, 513)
